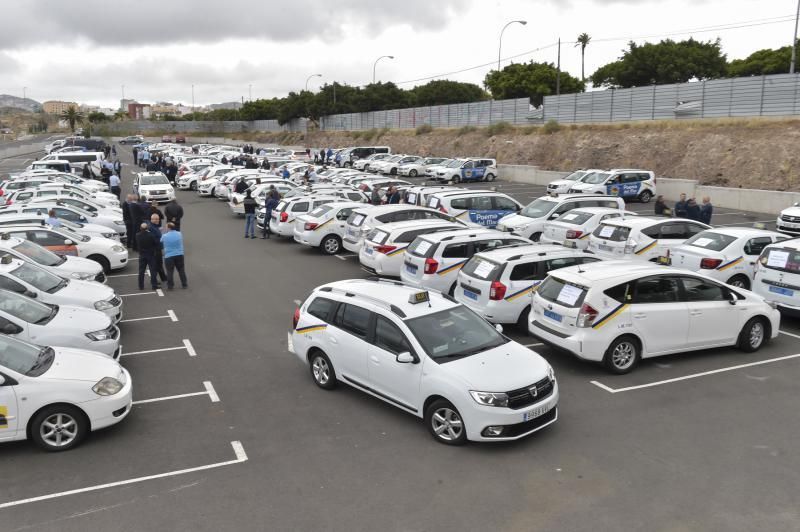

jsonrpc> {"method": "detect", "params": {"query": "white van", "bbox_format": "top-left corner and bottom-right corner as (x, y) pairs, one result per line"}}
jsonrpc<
(33, 152), (105, 175)
(568, 169), (656, 203)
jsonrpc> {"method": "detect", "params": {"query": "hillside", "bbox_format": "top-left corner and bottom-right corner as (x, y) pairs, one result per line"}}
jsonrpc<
(0, 94), (41, 112)
(298, 119), (800, 192)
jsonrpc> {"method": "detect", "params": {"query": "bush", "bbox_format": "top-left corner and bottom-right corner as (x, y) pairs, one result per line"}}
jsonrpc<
(541, 119), (561, 135)
(486, 121), (514, 137)
(415, 123), (433, 135)
(457, 125), (477, 135)
(376, 127), (390, 140)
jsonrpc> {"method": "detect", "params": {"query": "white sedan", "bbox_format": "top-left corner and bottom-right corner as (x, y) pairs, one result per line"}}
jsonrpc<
(0, 334), (131, 451)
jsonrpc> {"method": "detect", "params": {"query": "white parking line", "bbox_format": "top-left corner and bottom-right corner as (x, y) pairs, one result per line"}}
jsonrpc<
(779, 330), (800, 340)
(204, 381), (220, 402)
(524, 342), (544, 347)
(590, 352), (800, 393)
(183, 338), (198, 357)
(157, 288), (164, 297)
(133, 381), (219, 405)
(293, 299), (302, 306)
(168, 309), (179, 322)
(118, 291), (158, 297)
(0, 441), (248, 510)
(108, 272), (139, 278)
(714, 220), (775, 227)
(120, 339), (197, 358)
(120, 310), (177, 323)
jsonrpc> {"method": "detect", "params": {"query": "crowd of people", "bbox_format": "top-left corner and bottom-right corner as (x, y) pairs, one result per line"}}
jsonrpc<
(654, 193), (713, 224)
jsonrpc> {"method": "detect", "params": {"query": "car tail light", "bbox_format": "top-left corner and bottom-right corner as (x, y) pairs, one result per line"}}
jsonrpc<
(700, 258), (722, 269)
(566, 229), (583, 239)
(280, 212), (289, 222)
(375, 244), (397, 254)
(4, 200), (11, 206)
(424, 258), (439, 274)
(489, 280), (507, 300)
(577, 303), (598, 328)
(304, 222), (318, 231)
(292, 307), (300, 329)
(438, 206), (448, 213)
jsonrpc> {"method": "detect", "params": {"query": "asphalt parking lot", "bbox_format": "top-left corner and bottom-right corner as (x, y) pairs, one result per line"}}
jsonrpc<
(1, 145), (799, 531)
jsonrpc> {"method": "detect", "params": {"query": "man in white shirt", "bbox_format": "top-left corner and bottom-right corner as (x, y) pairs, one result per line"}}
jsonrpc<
(109, 173), (122, 199)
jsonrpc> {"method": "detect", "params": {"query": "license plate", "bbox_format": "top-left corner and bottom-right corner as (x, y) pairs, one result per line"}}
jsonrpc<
(562, 240), (577, 249)
(543, 309), (562, 322)
(347, 228), (358, 238)
(657, 256), (672, 265)
(769, 285), (794, 296)
(523, 403), (552, 422)
(598, 244), (613, 252)
(365, 246), (374, 255)
(405, 263), (418, 274)
(463, 288), (478, 300)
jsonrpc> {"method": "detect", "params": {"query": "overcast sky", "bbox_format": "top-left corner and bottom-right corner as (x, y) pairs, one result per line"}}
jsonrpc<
(0, 0), (796, 108)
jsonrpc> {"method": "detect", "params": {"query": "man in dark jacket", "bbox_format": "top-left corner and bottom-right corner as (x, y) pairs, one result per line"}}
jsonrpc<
(132, 146), (139, 165)
(136, 223), (160, 290)
(128, 195), (147, 251)
(387, 186), (401, 204)
(148, 214), (168, 282)
(700, 196), (713, 225)
(122, 194), (133, 249)
(164, 198), (184, 231)
(686, 198), (701, 221)
(235, 178), (249, 195)
(243, 191), (258, 238)
(261, 186), (280, 239)
(674, 193), (688, 218)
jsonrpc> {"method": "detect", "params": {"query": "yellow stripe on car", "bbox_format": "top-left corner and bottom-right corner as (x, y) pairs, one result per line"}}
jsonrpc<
(592, 304), (629, 329)
(295, 324), (328, 334)
(437, 260), (468, 275)
(717, 257), (743, 271)
(635, 241), (657, 255)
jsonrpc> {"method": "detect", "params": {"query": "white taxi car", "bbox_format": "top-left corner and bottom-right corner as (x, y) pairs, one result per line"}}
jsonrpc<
(0, 255), (122, 323)
(586, 217), (710, 262)
(540, 207), (629, 250)
(266, 195), (339, 238)
(0, 288), (121, 358)
(497, 195), (625, 241)
(0, 202), (127, 237)
(426, 189), (521, 229)
(0, 234), (104, 283)
(667, 227), (787, 289)
(294, 202), (369, 255)
(399, 157), (448, 178)
(0, 334), (131, 451)
(359, 219), (463, 276)
(400, 229), (530, 295)
(568, 169), (656, 203)
(133, 172), (176, 204)
(776, 203), (800, 236)
(0, 213), (121, 243)
(290, 279), (558, 444)
(529, 261), (779, 374)
(456, 245), (601, 326)
(753, 240), (800, 315)
(546, 169), (602, 196)
(353, 153), (392, 172)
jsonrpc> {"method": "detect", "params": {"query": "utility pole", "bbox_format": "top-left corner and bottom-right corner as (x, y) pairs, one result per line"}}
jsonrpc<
(191, 84), (195, 120)
(249, 84), (252, 102)
(333, 82), (337, 107)
(791, 0), (800, 73)
(22, 87), (26, 101)
(556, 38), (561, 96)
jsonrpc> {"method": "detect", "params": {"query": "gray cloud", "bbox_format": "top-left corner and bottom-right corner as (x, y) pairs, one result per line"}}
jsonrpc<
(0, 0), (469, 50)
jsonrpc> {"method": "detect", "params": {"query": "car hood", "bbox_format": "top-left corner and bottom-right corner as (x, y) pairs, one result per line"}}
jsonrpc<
(58, 278), (115, 301)
(50, 304), (111, 332)
(570, 183), (593, 189)
(549, 179), (573, 186)
(441, 341), (550, 391)
(43, 346), (124, 382)
(139, 184), (172, 190)
(498, 213), (537, 227)
(781, 206), (800, 217)
(61, 255), (103, 274)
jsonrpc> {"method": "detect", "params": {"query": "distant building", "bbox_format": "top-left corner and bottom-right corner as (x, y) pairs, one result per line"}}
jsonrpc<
(42, 100), (79, 115)
(127, 103), (151, 120)
(120, 98), (136, 112)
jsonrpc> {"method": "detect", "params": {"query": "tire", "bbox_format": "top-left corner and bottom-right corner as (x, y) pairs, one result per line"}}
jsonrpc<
(639, 190), (653, 203)
(452, 175), (461, 184)
(409, 169), (418, 177)
(530, 232), (542, 242)
(485, 173), (496, 182)
(320, 234), (342, 255)
(727, 275), (750, 290)
(516, 305), (531, 332)
(738, 317), (768, 353)
(425, 399), (467, 445)
(88, 254), (111, 274)
(448, 282), (457, 297)
(30, 404), (87, 452)
(603, 335), (641, 374)
(190, 181), (197, 191)
(309, 350), (337, 390)
(390, 168), (397, 175)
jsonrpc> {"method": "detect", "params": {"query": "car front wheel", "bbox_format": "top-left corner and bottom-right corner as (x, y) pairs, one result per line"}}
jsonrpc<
(30, 405), (88, 452)
(639, 190), (653, 203)
(603, 335), (641, 374)
(738, 317), (768, 353)
(425, 399), (467, 445)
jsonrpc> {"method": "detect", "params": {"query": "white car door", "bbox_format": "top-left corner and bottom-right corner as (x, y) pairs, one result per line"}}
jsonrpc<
(629, 276), (689, 355)
(366, 316), (422, 413)
(680, 276), (739, 347)
(0, 371), (19, 441)
(327, 303), (372, 384)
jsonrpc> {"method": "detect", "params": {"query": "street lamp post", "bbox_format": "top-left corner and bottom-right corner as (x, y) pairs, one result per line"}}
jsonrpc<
(372, 55), (394, 84)
(791, 0), (800, 74)
(497, 20), (527, 72)
(305, 74), (322, 91)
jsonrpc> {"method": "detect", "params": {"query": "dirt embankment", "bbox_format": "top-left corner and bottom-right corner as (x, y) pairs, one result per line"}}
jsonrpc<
(280, 119), (800, 191)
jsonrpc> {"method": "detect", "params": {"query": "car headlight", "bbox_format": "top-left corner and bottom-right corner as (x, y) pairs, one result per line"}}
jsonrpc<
(112, 245), (126, 252)
(103, 232), (116, 239)
(86, 328), (112, 341)
(469, 390), (509, 408)
(94, 300), (114, 310)
(114, 220), (124, 225)
(547, 365), (556, 382)
(72, 271), (94, 280)
(93, 376), (123, 396)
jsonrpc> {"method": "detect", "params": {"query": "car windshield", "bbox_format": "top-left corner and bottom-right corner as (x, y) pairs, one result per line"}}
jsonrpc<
(583, 172), (611, 184)
(0, 289), (55, 324)
(13, 240), (64, 267)
(563, 170), (587, 182)
(0, 335), (54, 377)
(520, 198), (557, 219)
(446, 160), (464, 168)
(139, 175), (169, 186)
(685, 232), (738, 251)
(12, 262), (67, 293)
(405, 306), (509, 361)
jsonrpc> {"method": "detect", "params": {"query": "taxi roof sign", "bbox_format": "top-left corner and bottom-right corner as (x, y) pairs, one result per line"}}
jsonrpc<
(408, 291), (430, 305)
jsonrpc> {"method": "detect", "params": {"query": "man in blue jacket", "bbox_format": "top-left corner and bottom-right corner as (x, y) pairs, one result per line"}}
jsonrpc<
(161, 223), (188, 289)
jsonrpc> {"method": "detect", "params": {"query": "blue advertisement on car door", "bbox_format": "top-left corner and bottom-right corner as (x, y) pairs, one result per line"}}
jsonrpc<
(461, 167), (486, 182)
(607, 182), (641, 197)
(464, 208), (515, 228)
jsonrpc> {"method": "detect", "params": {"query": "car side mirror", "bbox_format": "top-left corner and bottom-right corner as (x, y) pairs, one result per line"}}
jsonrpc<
(0, 374), (5, 386)
(396, 352), (416, 364)
(495, 324), (504, 334)
(24, 290), (37, 299)
(64, 239), (73, 245)
(728, 292), (738, 305)
(549, 214), (559, 220)
(2, 323), (21, 334)
(80, 217), (87, 222)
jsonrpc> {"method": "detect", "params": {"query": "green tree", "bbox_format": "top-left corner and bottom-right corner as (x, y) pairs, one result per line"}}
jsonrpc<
(590, 38), (727, 88)
(113, 111), (128, 121)
(575, 33), (591, 81)
(409, 80), (488, 106)
(86, 111), (110, 123)
(728, 42), (796, 77)
(60, 106), (84, 133)
(484, 61), (584, 106)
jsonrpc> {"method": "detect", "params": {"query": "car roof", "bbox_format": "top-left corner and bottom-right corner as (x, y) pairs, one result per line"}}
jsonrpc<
(0, 255), (27, 271)
(477, 244), (582, 262)
(600, 216), (674, 228)
(696, 227), (785, 238)
(417, 227), (510, 242)
(432, 189), (503, 198)
(316, 278), (459, 320)
(354, 205), (433, 215)
(535, 193), (616, 202)
(561, 207), (624, 216)
(371, 219), (460, 234)
(765, 238), (800, 251)
(549, 260), (670, 284)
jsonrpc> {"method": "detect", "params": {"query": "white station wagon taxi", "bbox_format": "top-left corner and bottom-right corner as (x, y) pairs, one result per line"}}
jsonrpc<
(529, 261), (779, 373)
(265, 195), (339, 238)
(498, 195), (624, 241)
(540, 207), (629, 250)
(294, 202), (369, 255)
(546, 169), (601, 196)
(667, 227), (787, 289)
(586, 217), (710, 262)
(568, 169), (656, 203)
(753, 239), (800, 316)
(290, 279), (558, 444)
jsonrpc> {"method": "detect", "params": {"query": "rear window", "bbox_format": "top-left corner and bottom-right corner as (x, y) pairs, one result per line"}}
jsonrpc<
(684, 232), (737, 252)
(556, 211), (593, 225)
(348, 212), (368, 227)
(307, 296), (338, 323)
(407, 237), (437, 258)
(461, 256), (503, 281)
(308, 205), (333, 217)
(760, 248), (800, 273)
(367, 229), (389, 245)
(592, 224), (631, 242)
(536, 276), (588, 308)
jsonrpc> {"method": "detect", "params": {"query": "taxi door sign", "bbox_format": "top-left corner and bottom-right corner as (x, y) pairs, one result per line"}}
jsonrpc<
(468, 208), (516, 228)
(607, 182), (642, 198)
(0, 406), (8, 428)
(461, 167), (486, 182)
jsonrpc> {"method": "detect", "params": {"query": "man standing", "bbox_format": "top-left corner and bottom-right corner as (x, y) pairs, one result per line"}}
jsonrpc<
(148, 213), (168, 282)
(261, 185), (280, 239)
(326, 147), (333, 164)
(674, 193), (688, 218)
(700, 196), (713, 225)
(387, 186), (401, 204)
(109, 172), (122, 199)
(164, 198), (184, 231)
(122, 194), (134, 249)
(136, 223), (159, 290)
(132, 146), (139, 166)
(161, 223), (188, 289)
(46, 209), (62, 228)
(243, 191), (257, 239)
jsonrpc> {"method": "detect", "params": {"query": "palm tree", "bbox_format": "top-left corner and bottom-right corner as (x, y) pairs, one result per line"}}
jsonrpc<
(113, 110), (128, 121)
(575, 33), (591, 82)
(61, 106), (84, 133)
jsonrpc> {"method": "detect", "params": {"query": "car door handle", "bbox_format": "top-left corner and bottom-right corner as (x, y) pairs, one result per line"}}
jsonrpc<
(690, 311), (702, 316)
(370, 355), (379, 364)
(329, 337), (338, 344)
(633, 313), (647, 319)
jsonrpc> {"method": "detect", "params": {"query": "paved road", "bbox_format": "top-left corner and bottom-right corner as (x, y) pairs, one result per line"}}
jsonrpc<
(0, 147), (799, 531)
